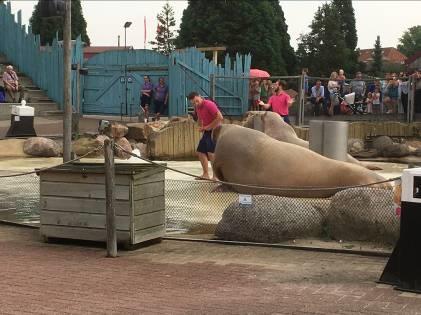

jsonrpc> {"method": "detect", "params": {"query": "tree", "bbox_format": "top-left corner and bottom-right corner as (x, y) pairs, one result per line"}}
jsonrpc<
(176, 0), (296, 75)
(296, 3), (347, 76)
(372, 36), (383, 77)
(332, 0), (358, 74)
(150, 1), (176, 55)
(30, 0), (90, 46)
(398, 25), (421, 57)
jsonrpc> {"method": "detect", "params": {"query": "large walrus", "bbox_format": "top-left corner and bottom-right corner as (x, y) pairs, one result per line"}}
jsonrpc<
(212, 124), (389, 198)
(243, 111), (380, 170)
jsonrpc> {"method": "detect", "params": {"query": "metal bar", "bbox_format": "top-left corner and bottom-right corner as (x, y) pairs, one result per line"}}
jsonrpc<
(104, 139), (117, 258)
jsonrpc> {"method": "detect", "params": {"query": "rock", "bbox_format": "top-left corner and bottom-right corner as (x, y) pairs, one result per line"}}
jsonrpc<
(215, 195), (323, 243)
(95, 134), (109, 146)
(72, 137), (103, 158)
(0, 139), (30, 158)
(348, 138), (365, 155)
(135, 142), (148, 158)
(126, 123), (147, 141)
(23, 137), (61, 157)
(105, 123), (128, 138)
(114, 137), (132, 159)
(382, 143), (410, 157)
(326, 188), (399, 244)
(372, 136), (393, 154)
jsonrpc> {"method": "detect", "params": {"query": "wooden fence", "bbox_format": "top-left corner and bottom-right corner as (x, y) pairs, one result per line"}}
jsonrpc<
(0, 2), (83, 108)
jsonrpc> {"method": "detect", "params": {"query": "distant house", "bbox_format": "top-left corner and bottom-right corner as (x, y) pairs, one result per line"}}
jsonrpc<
(358, 47), (407, 66)
(83, 46), (133, 60)
(405, 51), (421, 71)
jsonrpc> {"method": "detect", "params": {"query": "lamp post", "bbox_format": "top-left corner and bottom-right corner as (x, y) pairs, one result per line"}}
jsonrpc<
(124, 21), (132, 49)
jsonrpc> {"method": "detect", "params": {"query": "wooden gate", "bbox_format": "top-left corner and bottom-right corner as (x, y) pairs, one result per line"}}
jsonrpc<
(82, 49), (168, 115)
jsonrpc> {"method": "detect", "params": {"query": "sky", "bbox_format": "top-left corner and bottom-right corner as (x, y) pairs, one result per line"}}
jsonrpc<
(7, 0), (421, 52)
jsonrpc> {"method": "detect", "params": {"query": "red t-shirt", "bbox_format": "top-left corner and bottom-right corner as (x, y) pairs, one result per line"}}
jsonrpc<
(268, 92), (291, 116)
(196, 99), (220, 127)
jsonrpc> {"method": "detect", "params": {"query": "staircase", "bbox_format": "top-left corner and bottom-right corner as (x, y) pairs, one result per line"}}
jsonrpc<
(0, 54), (62, 119)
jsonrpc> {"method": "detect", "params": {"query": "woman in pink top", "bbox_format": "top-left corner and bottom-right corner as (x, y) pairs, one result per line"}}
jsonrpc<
(258, 80), (294, 125)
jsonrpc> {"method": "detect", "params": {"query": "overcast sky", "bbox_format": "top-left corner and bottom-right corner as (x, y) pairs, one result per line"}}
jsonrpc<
(8, 1), (421, 52)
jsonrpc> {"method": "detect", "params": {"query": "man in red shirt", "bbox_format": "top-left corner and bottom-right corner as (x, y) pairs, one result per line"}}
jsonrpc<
(259, 80), (294, 125)
(188, 92), (224, 180)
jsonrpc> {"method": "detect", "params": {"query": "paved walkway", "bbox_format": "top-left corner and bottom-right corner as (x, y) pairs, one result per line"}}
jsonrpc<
(1, 224), (421, 314)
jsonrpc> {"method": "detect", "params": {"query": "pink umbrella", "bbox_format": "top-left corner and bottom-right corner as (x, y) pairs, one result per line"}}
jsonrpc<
(250, 68), (270, 78)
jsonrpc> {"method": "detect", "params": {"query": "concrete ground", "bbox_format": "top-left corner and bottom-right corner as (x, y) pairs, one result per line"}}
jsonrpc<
(1, 224), (421, 314)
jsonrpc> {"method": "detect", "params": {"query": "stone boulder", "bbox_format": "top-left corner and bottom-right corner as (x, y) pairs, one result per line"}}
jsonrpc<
(382, 143), (410, 157)
(372, 136), (393, 154)
(126, 123), (147, 141)
(23, 137), (61, 157)
(114, 137), (132, 159)
(326, 188), (399, 244)
(348, 138), (365, 155)
(72, 137), (103, 158)
(135, 142), (148, 158)
(215, 195), (323, 243)
(105, 123), (128, 138)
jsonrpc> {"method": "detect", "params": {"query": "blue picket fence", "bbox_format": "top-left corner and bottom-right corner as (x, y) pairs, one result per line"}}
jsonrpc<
(0, 2), (83, 108)
(170, 48), (251, 116)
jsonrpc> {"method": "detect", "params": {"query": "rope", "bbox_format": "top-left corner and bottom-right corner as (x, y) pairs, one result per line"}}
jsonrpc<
(0, 145), (104, 178)
(115, 143), (399, 192)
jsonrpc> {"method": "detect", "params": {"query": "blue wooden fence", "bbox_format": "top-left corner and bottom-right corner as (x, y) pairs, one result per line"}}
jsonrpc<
(0, 2), (83, 109)
(169, 48), (251, 116)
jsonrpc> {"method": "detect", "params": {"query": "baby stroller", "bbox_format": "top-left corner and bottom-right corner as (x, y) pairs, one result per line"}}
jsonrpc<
(333, 91), (366, 115)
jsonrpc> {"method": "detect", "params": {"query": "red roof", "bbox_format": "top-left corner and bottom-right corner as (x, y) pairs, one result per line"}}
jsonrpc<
(358, 47), (407, 64)
(405, 51), (421, 65)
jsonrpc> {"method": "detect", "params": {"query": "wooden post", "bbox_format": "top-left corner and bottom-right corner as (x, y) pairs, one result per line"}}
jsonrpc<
(72, 63), (81, 139)
(104, 139), (117, 258)
(213, 50), (218, 65)
(297, 74), (305, 126)
(62, 0), (72, 162)
(408, 75), (415, 124)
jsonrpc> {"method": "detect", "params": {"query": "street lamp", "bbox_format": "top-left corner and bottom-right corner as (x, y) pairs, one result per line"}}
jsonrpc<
(124, 21), (132, 49)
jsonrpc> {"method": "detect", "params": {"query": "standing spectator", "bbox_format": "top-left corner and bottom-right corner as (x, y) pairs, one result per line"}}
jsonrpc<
(252, 79), (261, 111)
(350, 71), (366, 103)
(337, 69), (346, 95)
(365, 92), (373, 113)
(153, 77), (169, 121)
(385, 74), (399, 114)
(327, 72), (339, 116)
(188, 92), (223, 180)
(260, 79), (270, 103)
(2, 65), (24, 103)
(310, 80), (325, 116)
(372, 87), (381, 114)
(139, 75), (153, 123)
(400, 76), (409, 115)
(258, 80), (294, 125)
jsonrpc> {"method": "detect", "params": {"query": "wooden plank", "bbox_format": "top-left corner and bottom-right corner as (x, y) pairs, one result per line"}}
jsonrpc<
(133, 181), (164, 200)
(40, 172), (130, 185)
(133, 172), (164, 186)
(41, 196), (130, 216)
(40, 210), (130, 231)
(134, 210), (165, 230)
(134, 196), (165, 215)
(134, 225), (165, 244)
(40, 225), (131, 242)
(40, 182), (130, 200)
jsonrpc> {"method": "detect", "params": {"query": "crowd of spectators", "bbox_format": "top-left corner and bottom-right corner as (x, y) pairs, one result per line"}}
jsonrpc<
(306, 70), (421, 116)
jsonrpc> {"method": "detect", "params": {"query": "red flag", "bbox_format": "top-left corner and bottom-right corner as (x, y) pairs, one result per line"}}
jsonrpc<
(144, 16), (146, 49)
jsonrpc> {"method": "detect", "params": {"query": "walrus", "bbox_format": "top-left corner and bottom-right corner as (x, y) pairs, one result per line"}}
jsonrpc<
(212, 124), (389, 198)
(243, 111), (381, 170)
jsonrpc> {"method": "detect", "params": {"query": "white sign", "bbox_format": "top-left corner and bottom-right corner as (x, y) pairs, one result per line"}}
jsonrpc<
(14, 116), (20, 121)
(239, 194), (252, 205)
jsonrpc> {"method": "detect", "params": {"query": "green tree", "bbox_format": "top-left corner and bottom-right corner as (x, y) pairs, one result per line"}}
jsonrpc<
(397, 25), (421, 57)
(296, 3), (347, 76)
(371, 35), (383, 77)
(30, 0), (90, 46)
(150, 1), (176, 55)
(176, 0), (296, 75)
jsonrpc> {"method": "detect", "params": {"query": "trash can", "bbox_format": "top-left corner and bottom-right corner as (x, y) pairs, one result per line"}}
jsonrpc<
(6, 100), (36, 137)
